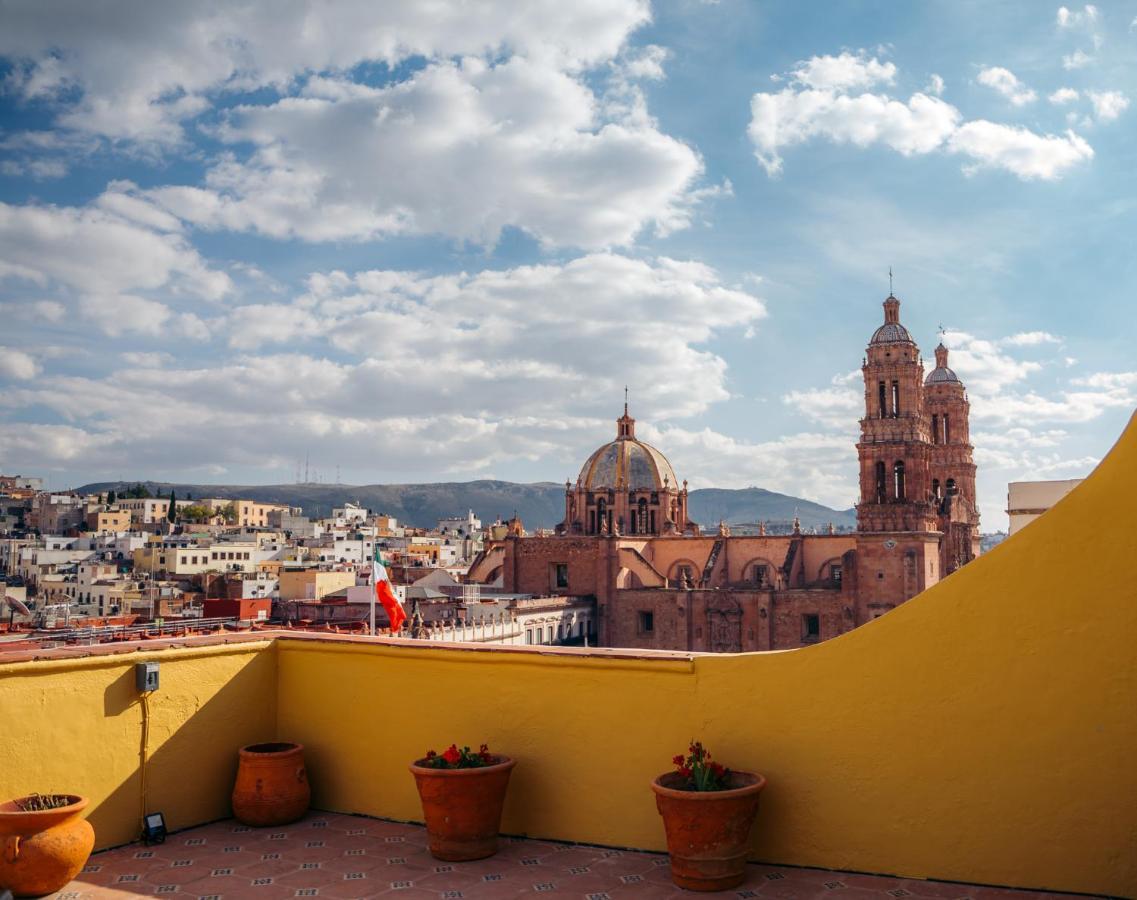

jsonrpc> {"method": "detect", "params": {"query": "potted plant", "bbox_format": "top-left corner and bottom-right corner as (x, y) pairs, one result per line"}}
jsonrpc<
(409, 743), (515, 861)
(650, 742), (766, 892)
(0, 793), (96, 898)
(231, 742), (310, 827)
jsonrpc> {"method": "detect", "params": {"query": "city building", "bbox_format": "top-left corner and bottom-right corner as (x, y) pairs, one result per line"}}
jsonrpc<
(469, 294), (981, 652)
(1007, 479), (1084, 535)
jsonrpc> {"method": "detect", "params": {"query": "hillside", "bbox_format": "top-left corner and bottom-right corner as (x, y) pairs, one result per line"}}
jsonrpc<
(79, 479), (857, 531)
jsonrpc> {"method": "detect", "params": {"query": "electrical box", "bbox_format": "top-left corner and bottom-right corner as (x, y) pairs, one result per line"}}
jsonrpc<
(135, 661), (159, 693)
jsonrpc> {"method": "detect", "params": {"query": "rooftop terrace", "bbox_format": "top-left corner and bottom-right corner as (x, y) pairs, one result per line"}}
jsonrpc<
(2, 414), (1135, 899)
(55, 812), (1094, 899)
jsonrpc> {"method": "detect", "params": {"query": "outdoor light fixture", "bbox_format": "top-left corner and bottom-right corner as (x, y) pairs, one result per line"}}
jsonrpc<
(142, 812), (167, 845)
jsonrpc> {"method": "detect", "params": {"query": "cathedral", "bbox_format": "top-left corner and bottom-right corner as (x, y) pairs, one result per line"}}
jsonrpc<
(468, 294), (981, 652)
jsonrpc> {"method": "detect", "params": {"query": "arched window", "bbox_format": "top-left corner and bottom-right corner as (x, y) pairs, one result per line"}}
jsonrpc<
(891, 380), (900, 417)
(931, 414), (939, 444)
(637, 497), (648, 534)
(878, 381), (887, 418)
(946, 478), (956, 495)
(943, 413), (951, 444)
(893, 460), (906, 500)
(875, 461), (887, 502)
(932, 478), (941, 501)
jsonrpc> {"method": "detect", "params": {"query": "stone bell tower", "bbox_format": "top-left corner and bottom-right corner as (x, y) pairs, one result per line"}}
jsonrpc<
(855, 295), (937, 534)
(924, 342), (981, 573)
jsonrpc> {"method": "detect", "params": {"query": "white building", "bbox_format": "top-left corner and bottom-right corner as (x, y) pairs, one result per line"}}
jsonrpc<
(1007, 479), (1084, 536)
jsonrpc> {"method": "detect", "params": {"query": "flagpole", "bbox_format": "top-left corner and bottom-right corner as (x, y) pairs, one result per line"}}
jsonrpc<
(369, 549), (376, 637)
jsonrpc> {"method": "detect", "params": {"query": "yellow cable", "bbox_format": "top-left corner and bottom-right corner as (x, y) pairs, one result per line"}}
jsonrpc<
(139, 691), (151, 837)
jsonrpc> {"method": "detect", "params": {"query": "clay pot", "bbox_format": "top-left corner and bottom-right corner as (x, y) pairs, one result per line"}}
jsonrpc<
(231, 742), (310, 827)
(651, 771), (766, 892)
(0, 795), (95, 898)
(409, 756), (515, 861)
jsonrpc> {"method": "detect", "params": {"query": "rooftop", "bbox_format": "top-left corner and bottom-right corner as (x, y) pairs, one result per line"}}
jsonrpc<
(57, 812), (1091, 899)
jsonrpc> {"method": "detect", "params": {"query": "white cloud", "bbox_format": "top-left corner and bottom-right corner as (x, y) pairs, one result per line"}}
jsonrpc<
(120, 351), (175, 368)
(0, 200), (230, 337)
(977, 67), (1037, 106)
(0, 347), (40, 380)
(749, 73), (1092, 180)
(1000, 331), (1062, 346)
(1049, 87), (1080, 104)
(1062, 49), (1093, 70)
(132, 57), (707, 248)
(0, 253), (772, 482)
(1056, 5), (1099, 28)
(620, 44), (670, 81)
(783, 371), (862, 431)
(1087, 90), (1129, 122)
(926, 74), (945, 96)
(748, 87), (960, 176)
(947, 121), (1092, 180)
(642, 425), (857, 510)
(0, 1), (651, 146)
(789, 52), (897, 91)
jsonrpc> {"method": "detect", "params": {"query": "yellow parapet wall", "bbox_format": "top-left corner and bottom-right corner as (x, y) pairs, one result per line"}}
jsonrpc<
(0, 640), (277, 848)
(277, 411), (1137, 897)
(2, 413), (1134, 895)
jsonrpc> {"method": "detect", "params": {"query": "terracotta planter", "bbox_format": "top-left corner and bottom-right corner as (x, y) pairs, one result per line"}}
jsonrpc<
(232, 742), (310, 827)
(651, 771), (766, 892)
(0, 795), (95, 898)
(409, 756), (515, 861)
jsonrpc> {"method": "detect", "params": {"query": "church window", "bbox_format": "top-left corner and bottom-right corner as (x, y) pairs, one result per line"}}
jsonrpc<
(891, 380), (900, 416)
(638, 611), (654, 633)
(589, 510), (596, 534)
(878, 381), (887, 418)
(802, 614), (820, 642)
(894, 461), (906, 500)
(931, 414), (939, 444)
(753, 564), (767, 586)
(943, 414), (951, 443)
(830, 564), (842, 586)
(650, 510), (656, 533)
(554, 563), (569, 588)
(946, 478), (956, 495)
(932, 479), (941, 501)
(875, 461), (887, 502)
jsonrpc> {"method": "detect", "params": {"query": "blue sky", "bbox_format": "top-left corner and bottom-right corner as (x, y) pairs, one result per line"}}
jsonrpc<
(0, 0), (1134, 529)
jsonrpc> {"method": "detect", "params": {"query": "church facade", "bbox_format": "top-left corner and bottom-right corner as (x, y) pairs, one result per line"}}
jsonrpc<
(468, 295), (981, 652)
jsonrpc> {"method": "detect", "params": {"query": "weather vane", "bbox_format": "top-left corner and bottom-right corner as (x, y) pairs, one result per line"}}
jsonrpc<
(888, 266), (893, 296)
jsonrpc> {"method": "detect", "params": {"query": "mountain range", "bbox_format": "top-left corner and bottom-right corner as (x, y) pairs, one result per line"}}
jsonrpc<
(77, 480), (857, 532)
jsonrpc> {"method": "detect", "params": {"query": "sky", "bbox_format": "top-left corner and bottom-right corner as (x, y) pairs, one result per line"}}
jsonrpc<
(0, 0), (1134, 530)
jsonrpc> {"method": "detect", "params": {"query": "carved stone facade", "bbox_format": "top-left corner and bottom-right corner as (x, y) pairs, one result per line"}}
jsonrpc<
(467, 294), (981, 652)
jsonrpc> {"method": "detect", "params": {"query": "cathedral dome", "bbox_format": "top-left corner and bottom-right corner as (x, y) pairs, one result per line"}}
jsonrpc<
(869, 321), (914, 344)
(868, 295), (914, 345)
(925, 343), (963, 385)
(925, 366), (961, 385)
(577, 406), (679, 492)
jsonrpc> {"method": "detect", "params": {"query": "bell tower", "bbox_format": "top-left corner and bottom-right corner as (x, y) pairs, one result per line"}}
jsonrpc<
(855, 295), (937, 533)
(924, 342), (981, 572)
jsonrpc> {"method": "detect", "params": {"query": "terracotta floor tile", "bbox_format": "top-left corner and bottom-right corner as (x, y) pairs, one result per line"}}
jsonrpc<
(49, 814), (1101, 900)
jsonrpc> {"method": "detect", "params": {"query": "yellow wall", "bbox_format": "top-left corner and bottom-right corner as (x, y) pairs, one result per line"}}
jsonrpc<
(0, 641), (276, 849)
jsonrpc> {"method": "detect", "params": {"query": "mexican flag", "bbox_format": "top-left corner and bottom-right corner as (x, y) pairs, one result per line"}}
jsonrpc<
(372, 548), (407, 633)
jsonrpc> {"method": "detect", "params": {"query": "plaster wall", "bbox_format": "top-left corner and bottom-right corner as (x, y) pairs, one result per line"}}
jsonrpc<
(0, 641), (277, 849)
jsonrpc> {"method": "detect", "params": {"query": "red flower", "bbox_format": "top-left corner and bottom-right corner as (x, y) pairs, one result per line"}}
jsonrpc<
(672, 755), (685, 766)
(425, 750), (437, 760)
(442, 744), (461, 766)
